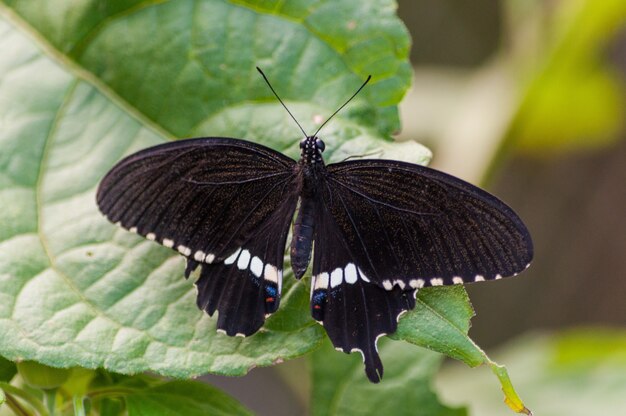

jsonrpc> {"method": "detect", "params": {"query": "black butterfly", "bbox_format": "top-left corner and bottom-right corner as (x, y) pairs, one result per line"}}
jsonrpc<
(96, 68), (532, 383)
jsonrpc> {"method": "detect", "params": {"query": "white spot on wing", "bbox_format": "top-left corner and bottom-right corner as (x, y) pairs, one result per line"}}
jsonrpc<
(206, 253), (215, 263)
(250, 256), (263, 277)
(216, 329), (226, 335)
(178, 245), (191, 256)
(194, 251), (206, 262)
(264, 264), (279, 283)
(224, 248), (241, 265)
(235, 332), (246, 338)
(430, 278), (443, 286)
(393, 279), (405, 289)
(146, 233), (156, 241)
(163, 238), (174, 248)
(315, 272), (329, 290)
(237, 249), (251, 270)
(495, 274), (503, 280)
(382, 280), (392, 290)
(409, 279), (425, 289)
(452, 277), (464, 284)
(344, 263), (357, 284)
(330, 268), (343, 288)
(475, 275), (485, 282)
(129, 227), (138, 234)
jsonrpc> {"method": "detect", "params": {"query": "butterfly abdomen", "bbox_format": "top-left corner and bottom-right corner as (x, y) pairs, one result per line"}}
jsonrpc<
(291, 196), (316, 279)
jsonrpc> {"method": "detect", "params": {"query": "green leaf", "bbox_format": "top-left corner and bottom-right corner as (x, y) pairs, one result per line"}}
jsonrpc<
(0, 0), (417, 378)
(17, 361), (70, 390)
(61, 368), (97, 397)
(438, 329), (626, 416)
(124, 380), (252, 416)
(311, 337), (466, 416)
(0, 357), (16, 383)
(394, 286), (531, 415)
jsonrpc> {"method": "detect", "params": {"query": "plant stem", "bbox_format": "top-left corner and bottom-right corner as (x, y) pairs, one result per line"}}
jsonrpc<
(0, 382), (48, 416)
(43, 389), (56, 416)
(87, 386), (136, 399)
(73, 396), (86, 416)
(4, 393), (33, 416)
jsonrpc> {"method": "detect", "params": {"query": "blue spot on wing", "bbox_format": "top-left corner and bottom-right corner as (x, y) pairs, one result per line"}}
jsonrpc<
(265, 285), (277, 297)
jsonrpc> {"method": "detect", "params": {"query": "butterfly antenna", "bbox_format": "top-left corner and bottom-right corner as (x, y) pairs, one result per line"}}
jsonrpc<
(257, 67), (309, 138)
(313, 74), (372, 138)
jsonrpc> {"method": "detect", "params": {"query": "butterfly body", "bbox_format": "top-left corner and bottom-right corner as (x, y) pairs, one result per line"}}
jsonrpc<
(291, 136), (327, 279)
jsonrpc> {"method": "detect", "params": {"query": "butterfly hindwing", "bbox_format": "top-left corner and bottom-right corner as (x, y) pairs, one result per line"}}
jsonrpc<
(192, 191), (297, 335)
(321, 159), (533, 289)
(310, 197), (417, 382)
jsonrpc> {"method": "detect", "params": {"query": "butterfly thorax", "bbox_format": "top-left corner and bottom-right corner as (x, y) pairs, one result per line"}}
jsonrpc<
(299, 135), (325, 166)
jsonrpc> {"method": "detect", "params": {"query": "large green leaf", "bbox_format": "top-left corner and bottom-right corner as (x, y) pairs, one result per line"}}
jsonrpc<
(125, 380), (252, 416)
(0, 0), (423, 378)
(311, 337), (466, 416)
(394, 286), (531, 415)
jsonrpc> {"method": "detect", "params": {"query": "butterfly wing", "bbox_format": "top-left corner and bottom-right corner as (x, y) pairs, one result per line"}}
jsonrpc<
(311, 159), (533, 381)
(322, 159), (533, 286)
(97, 137), (298, 335)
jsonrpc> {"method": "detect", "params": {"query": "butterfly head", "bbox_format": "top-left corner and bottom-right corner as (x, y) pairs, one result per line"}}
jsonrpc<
(300, 135), (325, 165)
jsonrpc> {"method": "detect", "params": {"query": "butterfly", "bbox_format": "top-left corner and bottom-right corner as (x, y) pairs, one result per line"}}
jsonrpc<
(96, 68), (533, 383)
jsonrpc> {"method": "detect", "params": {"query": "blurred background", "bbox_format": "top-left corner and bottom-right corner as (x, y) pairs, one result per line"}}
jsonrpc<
(399, 0), (626, 346)
(206, 0), (626, 414)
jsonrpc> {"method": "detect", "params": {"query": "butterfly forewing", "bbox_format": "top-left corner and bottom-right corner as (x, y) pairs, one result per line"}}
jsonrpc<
(322, 159), (533, 289)
(97, 138), (296, 262)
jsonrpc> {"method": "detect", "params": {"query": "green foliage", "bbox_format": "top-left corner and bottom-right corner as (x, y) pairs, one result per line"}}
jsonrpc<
(311, 337), (467, 416)
(124, 380), (252, 416)
(0, 357), (16, 383)
(1, 366), (252, 416)
(438, 329), (626, 416)
(17, 361), (71, 390)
